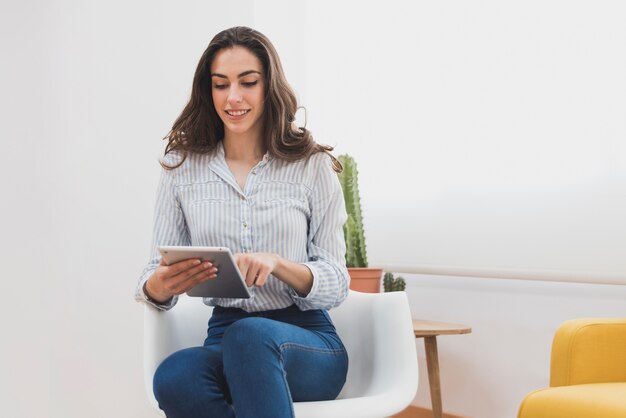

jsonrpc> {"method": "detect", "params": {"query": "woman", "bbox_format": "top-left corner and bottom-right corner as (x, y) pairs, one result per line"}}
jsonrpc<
(135, 26), (350, 418)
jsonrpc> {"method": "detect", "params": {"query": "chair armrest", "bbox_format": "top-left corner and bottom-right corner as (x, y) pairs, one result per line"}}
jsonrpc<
(143, 297), (212, 410)
(550, 318), (626, 387)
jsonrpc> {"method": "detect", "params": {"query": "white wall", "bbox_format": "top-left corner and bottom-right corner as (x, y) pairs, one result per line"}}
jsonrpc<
(2, 1), (625, 418)
(292, 5), (626, 415)
(1, 1), (255, 417)
(299, 0), (626, 283)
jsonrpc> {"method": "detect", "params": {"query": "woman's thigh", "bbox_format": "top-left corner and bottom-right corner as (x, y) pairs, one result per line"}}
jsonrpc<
(221, 316), (348, 402)
(153, 345), (232, 406)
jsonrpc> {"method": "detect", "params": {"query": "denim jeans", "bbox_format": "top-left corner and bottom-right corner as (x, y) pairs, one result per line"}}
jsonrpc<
(153, 304), (349, 418)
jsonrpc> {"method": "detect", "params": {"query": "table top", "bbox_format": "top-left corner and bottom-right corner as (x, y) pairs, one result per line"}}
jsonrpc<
(412, 319), (472, 337)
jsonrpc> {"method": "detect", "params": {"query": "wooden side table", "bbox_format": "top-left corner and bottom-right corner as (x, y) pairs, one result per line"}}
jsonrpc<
(413, 319), (472, 418)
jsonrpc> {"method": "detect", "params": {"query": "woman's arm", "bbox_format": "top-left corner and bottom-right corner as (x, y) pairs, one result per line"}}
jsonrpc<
(233, 252), (314, 296)
(232, 153), (349, 309)
(295, 154), (351, 309)
(135, 159), (193, 310)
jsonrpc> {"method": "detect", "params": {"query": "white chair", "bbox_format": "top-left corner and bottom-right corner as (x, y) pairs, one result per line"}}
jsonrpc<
(144, 290), (418, 418)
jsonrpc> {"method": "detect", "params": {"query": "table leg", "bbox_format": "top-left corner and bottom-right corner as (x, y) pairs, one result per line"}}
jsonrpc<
(424, 336), (442, 418)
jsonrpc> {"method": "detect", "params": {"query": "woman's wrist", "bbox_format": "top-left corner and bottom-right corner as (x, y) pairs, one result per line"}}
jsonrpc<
(144, 278), (172, 304)
(270, 254), (313, 296)
(271, 253), (283, 273)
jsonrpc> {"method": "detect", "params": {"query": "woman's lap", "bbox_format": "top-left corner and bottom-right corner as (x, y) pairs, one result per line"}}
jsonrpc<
(153, 305), (348, 418)
(220, 315), (348, 401)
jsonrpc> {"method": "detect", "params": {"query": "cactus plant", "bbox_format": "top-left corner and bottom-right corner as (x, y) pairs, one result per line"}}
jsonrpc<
(383, 272), (406, 292)
(337, 154), (368, 268)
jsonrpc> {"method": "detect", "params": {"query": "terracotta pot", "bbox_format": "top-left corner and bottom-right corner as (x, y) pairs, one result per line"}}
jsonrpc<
(348, 268), (383, 293)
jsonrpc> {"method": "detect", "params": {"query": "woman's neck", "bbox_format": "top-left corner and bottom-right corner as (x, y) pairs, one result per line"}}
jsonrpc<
(222, 133), (265, 163)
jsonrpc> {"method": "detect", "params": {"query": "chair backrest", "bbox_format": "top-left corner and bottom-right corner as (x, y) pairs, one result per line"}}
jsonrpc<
(550, 318), (626, 386)
(329, 291), (418, 399)
(144, 290), (418, 415)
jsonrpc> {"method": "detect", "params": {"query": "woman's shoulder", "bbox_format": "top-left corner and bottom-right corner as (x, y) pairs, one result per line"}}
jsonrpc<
(268, 151), (337, 193)
(161, 149), (214, 165)
(305, 151), (339, 178)
(281, 150), (334, 171)
(271, 150), (334, 176)
(160, 149), (185, 167)
(159, 150), (215, 183)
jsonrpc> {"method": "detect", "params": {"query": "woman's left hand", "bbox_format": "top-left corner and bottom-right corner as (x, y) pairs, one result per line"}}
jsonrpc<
(233, 252), (280, 287)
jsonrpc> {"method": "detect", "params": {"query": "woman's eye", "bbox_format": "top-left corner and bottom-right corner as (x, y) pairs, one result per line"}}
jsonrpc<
(242, 81), (258, 88)
(213, 84), (227, 90)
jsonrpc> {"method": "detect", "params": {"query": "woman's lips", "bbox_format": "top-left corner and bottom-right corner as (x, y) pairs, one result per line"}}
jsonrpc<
(225, 109), (251, 120)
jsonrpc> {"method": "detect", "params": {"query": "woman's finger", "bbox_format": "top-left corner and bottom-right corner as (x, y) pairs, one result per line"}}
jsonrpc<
(235, 254), (254, 287)
(156, 260), (212, 295)
(247, 267), (261, 287)
(253, 265), (272, 287)
(171, 266), (218, 294)
(163, 258), (203, 274)
(171, 260), (213, 281)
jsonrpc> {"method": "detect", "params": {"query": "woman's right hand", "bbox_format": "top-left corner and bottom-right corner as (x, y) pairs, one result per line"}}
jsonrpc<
(144, 258), (218, 303)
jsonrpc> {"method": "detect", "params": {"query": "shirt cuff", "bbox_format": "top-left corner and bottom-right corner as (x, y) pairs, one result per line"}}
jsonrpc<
(290, 262), (320, 302)
(137, 277), (178, 311)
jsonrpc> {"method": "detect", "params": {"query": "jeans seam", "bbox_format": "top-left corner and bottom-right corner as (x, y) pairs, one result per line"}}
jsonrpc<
(278, 342), (348, 404)
(279, 342), (347, 355)
(277, 347), (296, 418)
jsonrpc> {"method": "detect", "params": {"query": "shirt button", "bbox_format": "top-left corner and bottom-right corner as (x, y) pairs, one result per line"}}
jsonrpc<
(240, 195), (246, 200)
(243, 222), (248, 228)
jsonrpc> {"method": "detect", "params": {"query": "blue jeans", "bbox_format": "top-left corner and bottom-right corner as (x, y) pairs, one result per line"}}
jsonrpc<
(153, 304), (349, 418)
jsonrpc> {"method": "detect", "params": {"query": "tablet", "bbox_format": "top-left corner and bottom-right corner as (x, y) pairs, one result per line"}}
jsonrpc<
(158, 246), (251, 299)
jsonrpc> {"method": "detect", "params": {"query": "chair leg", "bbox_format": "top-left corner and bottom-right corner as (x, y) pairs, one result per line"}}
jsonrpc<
(424, 336), (442, 418)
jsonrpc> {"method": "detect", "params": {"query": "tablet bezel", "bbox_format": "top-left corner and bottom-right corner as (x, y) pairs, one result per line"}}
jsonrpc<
(158, 246), (251, 299)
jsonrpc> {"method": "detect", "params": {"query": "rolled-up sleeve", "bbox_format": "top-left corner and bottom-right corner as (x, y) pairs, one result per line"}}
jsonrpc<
(135, 162), (190, 311)
(292, 155), (350, 310)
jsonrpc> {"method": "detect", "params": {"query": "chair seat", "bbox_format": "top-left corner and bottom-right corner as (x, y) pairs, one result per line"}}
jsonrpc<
(518, 383), (626, 418)
(144, 291), (418, 418)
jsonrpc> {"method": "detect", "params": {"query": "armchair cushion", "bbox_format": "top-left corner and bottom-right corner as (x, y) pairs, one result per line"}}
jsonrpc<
(518, 318), (626, 418)
(518, 383), (626, 418)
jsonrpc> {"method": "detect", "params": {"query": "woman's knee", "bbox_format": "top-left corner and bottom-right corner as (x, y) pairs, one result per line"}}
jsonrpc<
(153, 347), (220, 407)
(222, 318), (282, 363)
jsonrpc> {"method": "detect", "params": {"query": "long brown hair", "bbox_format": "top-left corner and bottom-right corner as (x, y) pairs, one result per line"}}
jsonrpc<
(162, 26), (341, 172)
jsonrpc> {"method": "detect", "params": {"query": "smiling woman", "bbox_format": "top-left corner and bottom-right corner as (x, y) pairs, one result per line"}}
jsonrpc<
(135, 26), (351, 418)
(159, 26), (336, 170)
(210, 47), (265, 139)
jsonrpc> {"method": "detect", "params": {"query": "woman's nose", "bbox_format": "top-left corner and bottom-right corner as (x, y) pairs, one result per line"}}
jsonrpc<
(227, 87), (243, 104)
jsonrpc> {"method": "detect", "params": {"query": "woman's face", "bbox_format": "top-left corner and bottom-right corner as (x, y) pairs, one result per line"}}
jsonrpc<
(210, 46), (265, 139)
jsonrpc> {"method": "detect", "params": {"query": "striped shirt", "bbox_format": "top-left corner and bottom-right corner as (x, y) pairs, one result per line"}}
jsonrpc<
(135, 142), (350, 312)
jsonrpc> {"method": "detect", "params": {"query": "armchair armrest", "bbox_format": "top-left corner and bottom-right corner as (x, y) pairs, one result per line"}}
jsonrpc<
(550, 318), (626, 387)
(143, 297), (212, 410)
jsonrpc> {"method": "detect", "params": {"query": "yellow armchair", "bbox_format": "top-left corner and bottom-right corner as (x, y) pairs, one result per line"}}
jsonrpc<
(518, 318), (626, 418)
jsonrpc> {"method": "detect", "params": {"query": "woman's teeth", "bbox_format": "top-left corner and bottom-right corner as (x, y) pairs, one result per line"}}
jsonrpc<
(226, 109), (250, 116)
